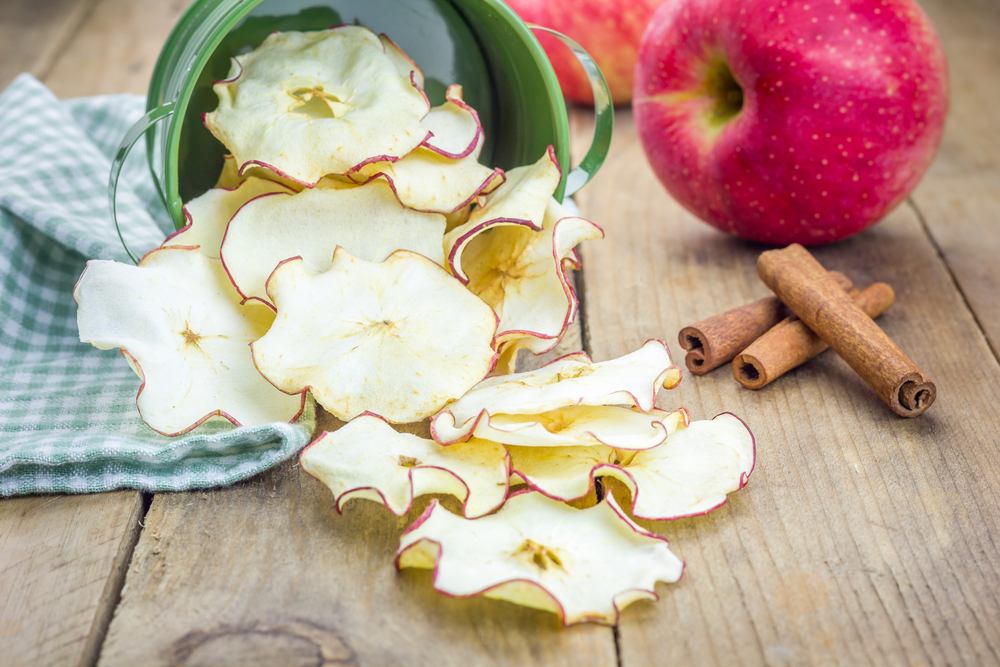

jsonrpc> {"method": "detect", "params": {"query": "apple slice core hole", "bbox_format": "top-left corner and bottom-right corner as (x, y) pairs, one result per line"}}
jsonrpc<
(290, 88), (350, 119)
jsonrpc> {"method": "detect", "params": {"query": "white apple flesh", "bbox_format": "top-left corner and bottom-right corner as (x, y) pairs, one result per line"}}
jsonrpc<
(633, 0), (948, 244)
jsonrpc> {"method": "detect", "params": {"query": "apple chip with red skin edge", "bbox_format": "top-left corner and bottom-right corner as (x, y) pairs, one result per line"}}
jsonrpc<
(349, 140), (504, 215)
(490, 338), (526, 377)
(220, 179), (446, 307)
(252, 249), (498, 423)
(300, 414), (509, 519)
(379, 33), (425, 90)
(74, 247), (305, 436)
(420, 85), (483, 159)
(444, 147), (562, 282)
(509, 414), (755, 521)
(452, 197), (603, 356)
(395, 490), (684, 625)
(469, 406), (688, 450)
(164, 177), (292, 259)
(431, 340), (680, 445)
(205, 27), (431, 186)
(215, 154), (305, 192)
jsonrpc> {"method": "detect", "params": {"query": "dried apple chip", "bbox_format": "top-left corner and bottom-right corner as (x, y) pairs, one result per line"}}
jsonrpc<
(445, 202), (475, 233)
(450, 197), (603, 354)
(300, 414), (509, 518)
(74, 247), (305, 436)
(215, 154), (305, 192)
(509, 414), (755, 521)
(444, 148), (563, 282)
(396, 490), (684, 625)
(205, 27), (431, 185)
(380, 33), (425, 90)
(220, 179), (446, 306)
(252, 249), (498, 423)
(350, 141), (503, 215)
(164, 177), (292, 258)
(431, 340), (680, 444)
(215, 154), (242, 189)
(469, 406), (688, 450)
(420, 85), (482, 159)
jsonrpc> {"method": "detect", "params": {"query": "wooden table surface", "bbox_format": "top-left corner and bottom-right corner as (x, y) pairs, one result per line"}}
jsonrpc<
(2, 0), (999, 665)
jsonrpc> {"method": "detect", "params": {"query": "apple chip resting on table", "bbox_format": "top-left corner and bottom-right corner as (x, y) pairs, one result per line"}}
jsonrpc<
(74, 25), (756, 625)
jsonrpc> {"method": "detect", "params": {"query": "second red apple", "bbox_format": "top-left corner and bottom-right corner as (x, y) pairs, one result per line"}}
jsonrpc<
(504, 0), (662, 105)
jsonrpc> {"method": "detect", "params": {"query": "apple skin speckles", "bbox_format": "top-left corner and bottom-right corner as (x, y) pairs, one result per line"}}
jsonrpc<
(633, 0), (948, 245)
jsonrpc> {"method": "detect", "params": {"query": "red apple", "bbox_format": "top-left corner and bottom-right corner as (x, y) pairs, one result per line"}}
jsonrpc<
(633, 0), (948, 244)
(504, 0), (662, 105)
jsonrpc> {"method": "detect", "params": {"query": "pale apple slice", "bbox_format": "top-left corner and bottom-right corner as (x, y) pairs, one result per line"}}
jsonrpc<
(379, 33), (425, 90)
(164, 177), (292, 259)
(220, 179), (446, 307)
(420, 85), (482, 159)
(469, 406), (688, 450)
(452, 197), (603, 354)
(350, 143), (504, 215)
(510, 414), (755, 521)
(74, 247), (305, 436)
(205, 27), (431, 186)
(396, 490), (684, 625)
(252, 249), (498, 423)
(431, 340), (680, 445)
(444, 148), (563, 282)
(491, 338), (528, 376)
(215, 154), (242, 189)
(215, 154), (306, 192)
(300, 414), (509, 518)
(445, 201), (476, 233)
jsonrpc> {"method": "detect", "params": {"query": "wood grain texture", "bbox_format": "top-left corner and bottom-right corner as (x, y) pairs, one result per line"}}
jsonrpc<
(43, 0), (192, 98)
(909, 0), (1000, 357)
(98, 433), (617, 667)
(573, 109), (1000, 666)
(0, 0), (97, 91)
(0, 3), (193, 667)
(0, 492), (145, 667)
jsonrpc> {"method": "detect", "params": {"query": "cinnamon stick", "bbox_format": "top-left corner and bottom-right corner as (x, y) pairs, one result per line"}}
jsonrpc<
(757, 244), (935, 417)
(733, 282), (896, 390)
(678, 271), (851, 375)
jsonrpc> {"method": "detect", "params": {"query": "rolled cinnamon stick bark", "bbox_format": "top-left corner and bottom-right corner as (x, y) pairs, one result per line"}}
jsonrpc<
(757, 244), (935, 417)
(678, 271), (851, 375)
(733, 282), (896, 390)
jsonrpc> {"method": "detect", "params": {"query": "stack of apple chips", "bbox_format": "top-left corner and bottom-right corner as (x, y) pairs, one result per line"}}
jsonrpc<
(73, 26), (755, 624)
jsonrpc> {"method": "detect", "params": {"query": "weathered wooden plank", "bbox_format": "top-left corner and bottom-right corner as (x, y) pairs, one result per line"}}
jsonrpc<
(0, 0), (96, 91)
(915, 0), (1000, 180)
(0, 3), (194, 667)
(98, 416), (618, 667)
(911, 172), (1000, 357)
(907, 0), (1000, 357)
(43, 0), (192, 98)
(0, 492), (145, 666)
(573, 109), (1000, 666)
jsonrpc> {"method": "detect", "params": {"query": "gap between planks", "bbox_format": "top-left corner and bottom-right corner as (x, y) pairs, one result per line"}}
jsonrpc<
(79, 493), (151, 667)
(906, 197), (1000, 364)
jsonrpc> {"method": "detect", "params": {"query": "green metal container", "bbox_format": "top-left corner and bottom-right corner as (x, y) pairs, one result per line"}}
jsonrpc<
(110, 0), (612, 258)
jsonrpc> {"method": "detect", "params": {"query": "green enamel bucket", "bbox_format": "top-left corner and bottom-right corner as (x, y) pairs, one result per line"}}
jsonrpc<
(110, 0), (613, 260)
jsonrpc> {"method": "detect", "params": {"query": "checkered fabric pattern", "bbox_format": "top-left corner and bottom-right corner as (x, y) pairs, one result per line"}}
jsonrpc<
(0, 75), (315, 496)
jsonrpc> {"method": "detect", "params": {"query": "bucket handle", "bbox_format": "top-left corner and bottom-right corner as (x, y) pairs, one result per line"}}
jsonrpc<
(109, 102), (175, 264)
(530, 26), (613, 197)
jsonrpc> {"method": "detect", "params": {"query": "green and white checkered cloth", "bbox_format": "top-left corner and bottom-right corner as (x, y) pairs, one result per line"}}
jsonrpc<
(0, 74), (315, 496)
